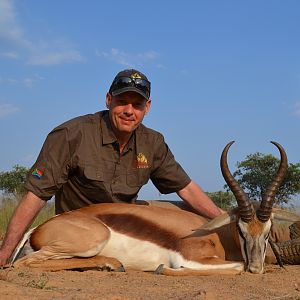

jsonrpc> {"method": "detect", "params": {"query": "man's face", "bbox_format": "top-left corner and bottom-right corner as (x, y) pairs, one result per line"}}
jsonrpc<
(106, 91), (151, 136)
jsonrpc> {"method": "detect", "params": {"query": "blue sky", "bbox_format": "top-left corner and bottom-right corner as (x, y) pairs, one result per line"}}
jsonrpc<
(0, 0), (299, 203)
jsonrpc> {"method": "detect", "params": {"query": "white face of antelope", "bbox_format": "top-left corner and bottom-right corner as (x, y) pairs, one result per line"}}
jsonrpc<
(237, 217), (272, 274)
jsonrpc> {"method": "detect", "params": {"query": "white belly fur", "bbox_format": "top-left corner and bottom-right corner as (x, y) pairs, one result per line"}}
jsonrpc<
(100, 229), (173, 271)
(99, 229), (244, 272)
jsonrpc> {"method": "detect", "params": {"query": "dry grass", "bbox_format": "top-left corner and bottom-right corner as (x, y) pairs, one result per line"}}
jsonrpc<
(0, 196), (55, 236)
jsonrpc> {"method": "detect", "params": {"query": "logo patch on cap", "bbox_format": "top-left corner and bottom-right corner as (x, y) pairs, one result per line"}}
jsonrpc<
(133, 153), (149, 169)
(32, 168), (43, 179)
(131, 73), (142, 79)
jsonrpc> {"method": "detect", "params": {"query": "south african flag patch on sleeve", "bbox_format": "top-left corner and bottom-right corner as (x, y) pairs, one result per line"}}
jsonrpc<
(32, 168), (43, 179)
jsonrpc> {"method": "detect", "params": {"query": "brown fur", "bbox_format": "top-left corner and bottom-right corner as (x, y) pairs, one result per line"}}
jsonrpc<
(97, 213), (180, 251)
(191, 221), (243, 262)
(15, 203), (244, 274)
(97, 212), (228, 263)
(178, 234), (226, 262)
(248, 217), (265, 236)
(30, 212), (110, 253)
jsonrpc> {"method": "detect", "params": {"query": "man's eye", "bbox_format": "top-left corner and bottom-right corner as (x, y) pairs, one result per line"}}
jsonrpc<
(117, 100), (127, 105)
(133, 103), (145, 109)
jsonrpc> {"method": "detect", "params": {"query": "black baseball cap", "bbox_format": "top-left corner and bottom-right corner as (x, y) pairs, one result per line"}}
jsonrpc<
(109, 69), (151, 100)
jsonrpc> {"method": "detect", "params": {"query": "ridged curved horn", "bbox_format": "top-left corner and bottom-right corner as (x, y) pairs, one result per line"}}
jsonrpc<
(256, 141), (288, 223)
(220, 141), (253, 223)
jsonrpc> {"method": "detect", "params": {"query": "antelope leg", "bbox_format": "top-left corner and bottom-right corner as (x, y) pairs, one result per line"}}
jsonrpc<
(154, 264), (243, 276)
(14, 255), (125, 272)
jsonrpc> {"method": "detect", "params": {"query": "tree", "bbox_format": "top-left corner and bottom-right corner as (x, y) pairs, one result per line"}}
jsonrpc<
(206, 191), (236, 210)
(224, 152), (300, 205)
(0, 165), (29, 198)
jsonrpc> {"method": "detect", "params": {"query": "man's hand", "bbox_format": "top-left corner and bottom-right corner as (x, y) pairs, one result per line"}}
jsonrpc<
(0, 249), (12, 267)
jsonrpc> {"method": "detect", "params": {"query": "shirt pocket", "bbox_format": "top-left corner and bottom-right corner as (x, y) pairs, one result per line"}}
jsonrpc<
(75, 165), (109, 199)
(72, 165), (105, 191)
(126, 169), (150, 187)
(83, 165), (104, 182)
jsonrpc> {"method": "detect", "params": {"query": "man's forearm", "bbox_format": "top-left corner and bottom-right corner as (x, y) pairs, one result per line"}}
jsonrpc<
(177, 181), (222, 219)
(0, 191), (46, 265)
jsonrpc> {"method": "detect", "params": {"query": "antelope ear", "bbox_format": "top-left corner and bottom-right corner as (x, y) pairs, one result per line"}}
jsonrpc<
(198, 209), (237, 231)
(272, 208), (300, 222)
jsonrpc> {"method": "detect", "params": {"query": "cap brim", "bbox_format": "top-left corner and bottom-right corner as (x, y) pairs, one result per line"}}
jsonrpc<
(111, 87), (149, 100)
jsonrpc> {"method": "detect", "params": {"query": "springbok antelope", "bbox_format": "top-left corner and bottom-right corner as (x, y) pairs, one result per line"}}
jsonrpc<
(12, 142), (300, 275)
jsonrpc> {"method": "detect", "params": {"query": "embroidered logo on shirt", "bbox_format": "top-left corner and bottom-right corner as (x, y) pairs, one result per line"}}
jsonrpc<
(32, 168), (43, 179)
(134, 153), (149, 169)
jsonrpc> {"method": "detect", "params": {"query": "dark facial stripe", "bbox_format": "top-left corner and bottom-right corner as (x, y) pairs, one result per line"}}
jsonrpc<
(237, 224), (249, 267)
(96, 214), (180, 251)
(263, 232), (270, 256)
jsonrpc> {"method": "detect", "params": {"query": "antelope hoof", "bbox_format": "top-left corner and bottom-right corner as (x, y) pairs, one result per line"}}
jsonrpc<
(97, 263), (125, 272)
(154, 264), (164, 275)
(116, 265), (126, 272)
(97, 265), (110, 272)
(97, 265), (113, 272)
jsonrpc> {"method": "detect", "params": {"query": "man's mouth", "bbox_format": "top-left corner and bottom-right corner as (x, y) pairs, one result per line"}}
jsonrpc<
(120, 116), (134, 123)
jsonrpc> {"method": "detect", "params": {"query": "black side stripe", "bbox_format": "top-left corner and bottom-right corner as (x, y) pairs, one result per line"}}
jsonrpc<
(237, 224), (249, 266)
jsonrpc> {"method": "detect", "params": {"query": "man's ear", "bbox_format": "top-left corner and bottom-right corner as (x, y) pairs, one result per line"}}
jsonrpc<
(106, 93), (111, 108)
(145, 99), (151, 114)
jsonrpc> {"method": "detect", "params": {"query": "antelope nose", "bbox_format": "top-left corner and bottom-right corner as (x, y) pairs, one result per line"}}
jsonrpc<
(249, 263), (264, 274)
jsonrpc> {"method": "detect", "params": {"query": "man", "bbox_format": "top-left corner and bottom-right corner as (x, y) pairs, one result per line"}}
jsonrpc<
(0, 69), (223, 266)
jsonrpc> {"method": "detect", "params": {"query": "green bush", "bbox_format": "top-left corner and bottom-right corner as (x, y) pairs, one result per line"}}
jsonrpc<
(206, 191), (236, 211)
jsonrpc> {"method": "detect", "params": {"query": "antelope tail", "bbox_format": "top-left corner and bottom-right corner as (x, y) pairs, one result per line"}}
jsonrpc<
(10, 227), (36, 265)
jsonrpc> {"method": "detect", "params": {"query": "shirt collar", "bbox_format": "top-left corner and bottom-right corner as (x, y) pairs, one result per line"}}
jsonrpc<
(124, 133), (135, 152)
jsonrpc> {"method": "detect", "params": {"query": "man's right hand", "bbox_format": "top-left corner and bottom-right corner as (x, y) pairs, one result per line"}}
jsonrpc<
(0, 258), (8, 267)
(0, 248), (11, 267)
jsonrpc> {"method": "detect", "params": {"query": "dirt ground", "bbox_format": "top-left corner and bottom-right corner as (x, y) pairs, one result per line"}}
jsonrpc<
(0, 264), (299, 300)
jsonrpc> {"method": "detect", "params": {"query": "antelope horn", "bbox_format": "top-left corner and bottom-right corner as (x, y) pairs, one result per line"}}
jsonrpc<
(220, 141), (253, 223)
(256, 141), (288, 223)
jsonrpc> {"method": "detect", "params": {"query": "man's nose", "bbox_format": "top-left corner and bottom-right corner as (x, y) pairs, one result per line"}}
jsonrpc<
(123, 103), (134, 113)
